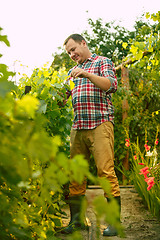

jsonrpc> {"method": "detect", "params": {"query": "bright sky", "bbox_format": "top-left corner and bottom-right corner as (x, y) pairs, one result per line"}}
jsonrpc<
(0, 0), (159, 79)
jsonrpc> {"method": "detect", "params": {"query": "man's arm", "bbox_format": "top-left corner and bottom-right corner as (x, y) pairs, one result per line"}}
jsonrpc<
(70, 68), (111, 91)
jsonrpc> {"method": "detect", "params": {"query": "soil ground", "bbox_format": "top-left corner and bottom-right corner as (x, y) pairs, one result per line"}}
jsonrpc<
(57, 186), (160, 240)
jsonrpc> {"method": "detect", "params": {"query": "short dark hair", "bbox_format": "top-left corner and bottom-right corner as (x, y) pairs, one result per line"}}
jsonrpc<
(63, 34), (87, 46)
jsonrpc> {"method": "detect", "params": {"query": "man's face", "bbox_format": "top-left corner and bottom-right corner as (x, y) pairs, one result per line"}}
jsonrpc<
(65, 38), (87, 64)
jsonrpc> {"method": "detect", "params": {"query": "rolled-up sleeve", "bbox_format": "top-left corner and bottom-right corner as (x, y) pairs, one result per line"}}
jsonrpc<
(100, 58), (118, 93)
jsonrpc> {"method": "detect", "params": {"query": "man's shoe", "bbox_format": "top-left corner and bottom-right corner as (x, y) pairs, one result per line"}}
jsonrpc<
(103, 196), (121, 237)
(61, 195), (88, 234)
(103, 224), (118, 236)
(61, 221), (87, 234)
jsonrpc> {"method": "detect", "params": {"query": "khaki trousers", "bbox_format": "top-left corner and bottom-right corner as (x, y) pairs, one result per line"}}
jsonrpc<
(69, 121), (120, 198)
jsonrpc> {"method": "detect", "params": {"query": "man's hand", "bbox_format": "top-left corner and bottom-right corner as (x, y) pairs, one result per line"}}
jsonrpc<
(71, 68), (88, 78)
(71, 67), (111, 91)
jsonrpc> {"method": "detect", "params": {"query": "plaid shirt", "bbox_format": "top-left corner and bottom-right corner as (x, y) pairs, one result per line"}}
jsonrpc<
(66, 53), (117, 129)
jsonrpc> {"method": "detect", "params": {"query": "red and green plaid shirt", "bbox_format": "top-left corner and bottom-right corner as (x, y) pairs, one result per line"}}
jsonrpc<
(66, 54), (117, 129)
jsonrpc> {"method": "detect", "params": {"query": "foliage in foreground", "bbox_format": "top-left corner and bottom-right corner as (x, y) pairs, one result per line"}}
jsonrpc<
(0, 28), (123, 239)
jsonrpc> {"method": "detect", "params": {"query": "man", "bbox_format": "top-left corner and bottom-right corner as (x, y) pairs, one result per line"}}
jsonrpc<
(62, 34), (121, 236)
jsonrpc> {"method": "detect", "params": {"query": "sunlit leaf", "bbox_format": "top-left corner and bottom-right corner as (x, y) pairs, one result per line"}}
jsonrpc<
(145, 12), (150, 19)
(70, 80), (75, 90)
(16, 95), (39, 118)
(122, 42), (128, 49)
(130, 45), (138, 55)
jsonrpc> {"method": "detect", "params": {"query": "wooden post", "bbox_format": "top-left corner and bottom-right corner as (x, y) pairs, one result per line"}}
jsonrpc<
(121, 66), (129, 184)
(25, 86), (31, 94)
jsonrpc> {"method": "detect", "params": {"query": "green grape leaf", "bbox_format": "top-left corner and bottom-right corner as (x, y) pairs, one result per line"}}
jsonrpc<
(0, 79), (17, 98)
(38, 100), (47, 114)
(0, 34), (10, 47)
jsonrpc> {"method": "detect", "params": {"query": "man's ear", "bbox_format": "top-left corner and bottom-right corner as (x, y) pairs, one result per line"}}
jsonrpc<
(81, 40), (87, 47)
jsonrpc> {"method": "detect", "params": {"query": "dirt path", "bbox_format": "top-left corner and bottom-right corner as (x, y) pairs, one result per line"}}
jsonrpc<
(57, 186), (160, 240)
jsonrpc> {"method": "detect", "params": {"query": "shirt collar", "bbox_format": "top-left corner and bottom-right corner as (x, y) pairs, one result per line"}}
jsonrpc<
(87, 53), (97, 61)
(78, 53), (97, 67)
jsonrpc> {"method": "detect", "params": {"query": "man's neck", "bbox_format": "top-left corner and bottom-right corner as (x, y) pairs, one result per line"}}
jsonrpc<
(80, 51), (92, 64)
